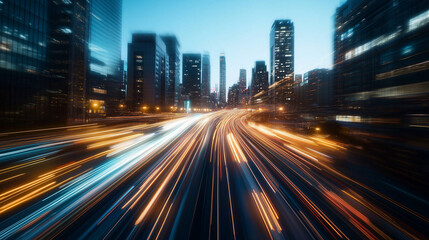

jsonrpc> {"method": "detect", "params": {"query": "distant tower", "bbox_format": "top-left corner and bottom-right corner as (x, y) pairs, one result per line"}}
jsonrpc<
(219, 53), (226, 105)
(238, 69), (247, 105)
(201, 52), (211, 108)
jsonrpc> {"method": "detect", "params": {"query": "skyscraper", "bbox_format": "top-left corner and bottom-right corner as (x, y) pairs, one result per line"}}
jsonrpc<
(334, 0), (429, 124)
(251, 61), (268, 104)
(228, 84), (240, 107)
(161, 35), (181, 107)
(87, 0), (122, 118)
(0, 0), (51, 128)
(219, 53), (226, 105)
(270, 20), (294, 106)
(238, 69), (247, 105)
(182, 53), (202, 108)
(49, 0), (90, 123)
(201, 52), (211, 108)
(127, 33), (169, 111)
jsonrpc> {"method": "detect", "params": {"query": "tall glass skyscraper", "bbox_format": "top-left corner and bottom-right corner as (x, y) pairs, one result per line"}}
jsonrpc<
(270, 20), (294, 106)
(0, 0), (50, 128)
(87, 0), (122, 117)
(161, 35), (181, 107)
(219, 53), (226, 105)
(182, 53), (202, 108)
(201, 52), (211, 108)
(49, 0), (90, 123)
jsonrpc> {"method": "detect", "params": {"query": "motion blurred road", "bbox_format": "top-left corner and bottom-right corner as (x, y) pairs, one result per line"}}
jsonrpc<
(0, 110), (427, 239)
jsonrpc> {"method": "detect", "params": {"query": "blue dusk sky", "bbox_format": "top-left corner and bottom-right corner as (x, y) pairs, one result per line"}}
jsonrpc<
(122, 0), (343, 89)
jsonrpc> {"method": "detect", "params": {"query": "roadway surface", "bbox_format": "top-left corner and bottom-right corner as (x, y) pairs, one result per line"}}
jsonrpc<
(0, 110), (427, 239)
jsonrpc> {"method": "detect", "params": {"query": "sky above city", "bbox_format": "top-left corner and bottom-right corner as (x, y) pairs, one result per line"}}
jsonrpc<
(122, 0), (342, 89)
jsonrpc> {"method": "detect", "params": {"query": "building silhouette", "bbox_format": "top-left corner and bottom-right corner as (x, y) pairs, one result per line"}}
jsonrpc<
(201, 52), (211, 108)
(270, 20), (294, 107)
(161, 35), (181, 107)
(219, 53), (226, 106)
(127, 33), (169, 112)
(334, 0), (429, 125)
(238, 69), (247, 105)
(87, 0), (123, 118)
(251, 61), (269, 104)
(182, 53), (202, 109)
(228, 84), (240, 107)
(0, 0), (52, 128)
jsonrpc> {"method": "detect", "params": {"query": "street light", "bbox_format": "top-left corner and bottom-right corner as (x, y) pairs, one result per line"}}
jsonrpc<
(156, 106), (160, 111)
(279, 107), (284, 111)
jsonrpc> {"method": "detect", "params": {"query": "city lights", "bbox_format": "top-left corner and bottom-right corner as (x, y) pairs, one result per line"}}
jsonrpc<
(0, 0), (427, 239)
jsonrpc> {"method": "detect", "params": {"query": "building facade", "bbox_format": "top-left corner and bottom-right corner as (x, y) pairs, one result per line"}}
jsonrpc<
(127, 33), (169, 112)
(251, 61), (269, 104)
(201, 52), (211, 108)
(182, 53), (201, 109)
(219, 53), (226, 106)
(334, 0), (429, 125)
(0, 0), (51, 128)
(49, 0), (90, 123)
(0, 0), (123, 129)
(297, 69), (332, 112)
(270, 20), (294, 107)
(228, 83), (240, 108)
(238, 69), (247, 105)
(161, 35), (180, 107)
(87, 0), (122, 118)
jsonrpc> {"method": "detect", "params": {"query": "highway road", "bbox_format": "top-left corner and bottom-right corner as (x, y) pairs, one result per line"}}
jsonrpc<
(0, 110), (427, 239)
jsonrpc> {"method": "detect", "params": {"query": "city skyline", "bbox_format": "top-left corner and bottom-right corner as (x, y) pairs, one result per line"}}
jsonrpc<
(122, 0), (340, 89)
(0, 0), (428, 239)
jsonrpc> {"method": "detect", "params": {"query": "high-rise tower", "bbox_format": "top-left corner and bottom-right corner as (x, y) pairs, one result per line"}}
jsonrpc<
(127, 34), (169, 111)
(219, 53), (226, 105)
(161, 35), (181, 107)
(182, 53), (202, 108)
(201, 52), (211, 108)
(270, 20), (294, 106)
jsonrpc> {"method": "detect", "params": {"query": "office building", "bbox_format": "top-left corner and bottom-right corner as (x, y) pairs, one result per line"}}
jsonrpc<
(251, 61), (269, 104)
(48, 0), (90, 123)
(182, 53), (202, 108)
(127, 33), (169, 112)
(161, 35), (181, 107)
(270, 19), (295, 106)
(228, 84), (240, 107)
(0, 0), (51, 128)
(201, 52), (211, 108)
(219, 53), (226, 105)
(87, 0), (122, 118)
(238, 69), (247, 105)
(298, 69), (332, 111)
(334, 0), (429, 124)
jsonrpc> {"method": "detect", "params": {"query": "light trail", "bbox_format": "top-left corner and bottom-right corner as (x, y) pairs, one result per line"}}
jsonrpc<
(0, 110), (426, 239)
